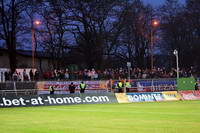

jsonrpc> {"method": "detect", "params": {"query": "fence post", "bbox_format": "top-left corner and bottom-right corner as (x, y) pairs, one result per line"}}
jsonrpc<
(110, 79), (113, 92)
(14, 81), (17, 96)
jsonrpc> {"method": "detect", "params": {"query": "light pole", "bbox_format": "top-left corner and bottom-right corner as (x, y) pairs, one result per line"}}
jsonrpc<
(173, 49), (179, 79)
(150, 19), (159, 71)
(127, 62), (131, 80)
(31, 20), (41, 69)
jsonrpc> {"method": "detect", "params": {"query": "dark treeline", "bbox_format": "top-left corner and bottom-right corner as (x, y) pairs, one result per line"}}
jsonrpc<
(0, 0), (200, 72)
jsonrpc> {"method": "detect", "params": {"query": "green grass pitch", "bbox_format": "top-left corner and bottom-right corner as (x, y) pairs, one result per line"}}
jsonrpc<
(0, 101), (200, 133)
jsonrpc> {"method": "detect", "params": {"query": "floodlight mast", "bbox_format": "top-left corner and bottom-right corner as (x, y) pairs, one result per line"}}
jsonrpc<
(150, 19), (159, 71)
(173, 49), (179, 79)
(32, 20), (41, 69)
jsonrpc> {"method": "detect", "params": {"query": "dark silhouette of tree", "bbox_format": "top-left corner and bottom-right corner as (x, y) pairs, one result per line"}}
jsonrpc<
(0, 0), (27, 72)
(160, 0), (200, 69)
(114, 0), (154, 68)
(1, 0), (200, 72)
(184, 0), (200, 68)
(65, 0), (122, 69)
(37, 0), (71, 69)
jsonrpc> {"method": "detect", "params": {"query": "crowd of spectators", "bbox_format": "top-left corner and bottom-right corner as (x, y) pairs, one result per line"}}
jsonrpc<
(3, 67), (199, 82)
(4, 69), (39, 81)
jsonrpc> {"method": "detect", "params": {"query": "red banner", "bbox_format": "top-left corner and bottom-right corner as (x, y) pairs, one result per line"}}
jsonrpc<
(179, 90), (200, 100)
(36, 81), (110, 94)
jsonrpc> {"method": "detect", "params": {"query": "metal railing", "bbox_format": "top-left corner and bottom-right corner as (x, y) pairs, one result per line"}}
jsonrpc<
(0, 89), (37, 97)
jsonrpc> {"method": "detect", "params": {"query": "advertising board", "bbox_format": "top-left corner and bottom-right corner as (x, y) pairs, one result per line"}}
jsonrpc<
(177, 78), (196, 90)
(120, 91), (180, 103)
(126, 92), (164, 102)
(0, 93), (117, 107)
(162, 91), (181, 101)
(179, 90), (200, 100)
(115, 93), (129, 103)
(37, 81), (109, 94)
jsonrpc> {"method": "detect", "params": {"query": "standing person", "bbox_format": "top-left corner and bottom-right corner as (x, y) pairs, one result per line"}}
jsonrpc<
(29, 69), (33, 81)
(18, 72), (22, 81)
(195, 78), (199, 90)
(117, 80), (123, 93)
(4, 71), (9, 81)
(114, 81), (118, 93)
(34, 70), (39, 80)
(12, 70), (18, 81)
(125, 79), (131, 93)
(80, 81), (86, 93)
(64, 70), (69, 80)
(69, 82), (76, 94)
(23, 69), (28, 81)
(49, 85), (55, 95)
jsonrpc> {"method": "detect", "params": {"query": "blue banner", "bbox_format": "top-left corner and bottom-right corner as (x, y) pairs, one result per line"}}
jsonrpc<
(130, 79), (176, 87)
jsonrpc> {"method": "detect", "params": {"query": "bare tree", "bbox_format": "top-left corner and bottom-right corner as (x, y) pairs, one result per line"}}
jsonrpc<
(0, 0), (27, 72)
(65, 0), (122, 69)
(159, 0), (200, 68)
(37, 0), (71, 69)
(184, 0), (200, 68)
(114, 0), (154, 68)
